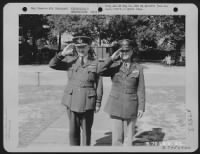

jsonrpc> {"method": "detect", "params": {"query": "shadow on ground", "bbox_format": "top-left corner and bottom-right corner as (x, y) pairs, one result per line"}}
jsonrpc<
(133, 128), (165, 146)
(94, 131), (112, 146)
(94, 128), (165, 146)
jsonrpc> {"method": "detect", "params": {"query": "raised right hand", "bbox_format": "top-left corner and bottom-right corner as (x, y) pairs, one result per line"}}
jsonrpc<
(61, 43), (75, 56)
(111, 48), (122, 61)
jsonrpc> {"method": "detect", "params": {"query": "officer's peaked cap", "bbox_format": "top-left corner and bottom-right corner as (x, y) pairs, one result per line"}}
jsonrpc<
(73, 36), (92, 47)
(118, 39), (137, 50)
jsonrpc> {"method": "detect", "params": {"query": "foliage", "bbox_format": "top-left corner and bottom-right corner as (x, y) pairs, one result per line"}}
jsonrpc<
(19, 14), (185, 63)
(45, 15), (184, 51)
(19, 15), (49, 40)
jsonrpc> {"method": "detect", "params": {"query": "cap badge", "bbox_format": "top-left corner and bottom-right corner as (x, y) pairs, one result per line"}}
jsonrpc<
(77, 38), (83, 44)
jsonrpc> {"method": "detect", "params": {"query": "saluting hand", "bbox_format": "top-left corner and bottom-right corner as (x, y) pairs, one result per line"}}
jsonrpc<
(61, 43), (75, 56)
(111, 48), (122, 61)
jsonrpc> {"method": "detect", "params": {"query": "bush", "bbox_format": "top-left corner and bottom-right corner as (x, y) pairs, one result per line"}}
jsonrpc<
(139, 48), (168, 61)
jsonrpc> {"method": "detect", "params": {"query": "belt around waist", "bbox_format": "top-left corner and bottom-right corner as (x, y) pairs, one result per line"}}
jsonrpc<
(112, 86), (137, 94)
(70, 82), (94, 88)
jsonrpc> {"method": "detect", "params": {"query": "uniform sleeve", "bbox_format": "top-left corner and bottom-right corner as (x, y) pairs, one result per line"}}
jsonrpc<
(96, 76), (103, 108)
(97, 57), (119, 77)
(137, 66), (146, 112)
(49, 52), (75, 71)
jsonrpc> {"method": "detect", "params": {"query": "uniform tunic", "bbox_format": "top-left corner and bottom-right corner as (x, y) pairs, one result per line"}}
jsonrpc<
(98, 57), (145, 119)
(49, 52), (103, 112)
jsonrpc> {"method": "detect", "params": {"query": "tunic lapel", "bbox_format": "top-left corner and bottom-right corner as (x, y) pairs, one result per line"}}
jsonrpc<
(82, 59), (91, 68)
(119, 62), (127, 74)
(73, 57), (81, 72)
(127, 62), (137, 76)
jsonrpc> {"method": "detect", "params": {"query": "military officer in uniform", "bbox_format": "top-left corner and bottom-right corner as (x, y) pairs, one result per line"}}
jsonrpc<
(49, 36), (103, 146)
(98, 39), (145, 146)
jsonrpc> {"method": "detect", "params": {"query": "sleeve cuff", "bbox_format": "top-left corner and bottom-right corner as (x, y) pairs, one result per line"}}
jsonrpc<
(96, 101), (101, 107)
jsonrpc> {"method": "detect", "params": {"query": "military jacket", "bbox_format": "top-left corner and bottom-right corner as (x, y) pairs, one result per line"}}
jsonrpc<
(49, 52), (103, 113)
(98, 57), (145, 119)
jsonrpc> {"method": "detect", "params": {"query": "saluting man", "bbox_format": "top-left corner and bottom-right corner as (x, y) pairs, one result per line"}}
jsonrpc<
(98, 39), (145, 146)
(49, 36), (103, 146)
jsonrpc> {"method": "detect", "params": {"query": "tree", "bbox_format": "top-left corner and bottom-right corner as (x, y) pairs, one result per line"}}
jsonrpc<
(46, 14), (185, 62)
(46, 15), (111, 48)
(19, 15), (49, 44)
(19, 15), (50, 64)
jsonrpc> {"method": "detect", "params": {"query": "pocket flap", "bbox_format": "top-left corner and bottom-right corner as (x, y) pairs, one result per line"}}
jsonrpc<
(88, 90), (96, 97)
(130, 94), (138, 100)
(129, 71), (139, 78)
(125, 89), (137, 94)
(64, 88), (73, 94)
(88, 68), (96, 73)
(87, 65), (97, 73)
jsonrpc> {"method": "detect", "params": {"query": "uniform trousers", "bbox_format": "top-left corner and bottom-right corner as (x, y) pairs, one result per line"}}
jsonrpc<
(111, 115), (137, 146)
(66, 108), (94, 146)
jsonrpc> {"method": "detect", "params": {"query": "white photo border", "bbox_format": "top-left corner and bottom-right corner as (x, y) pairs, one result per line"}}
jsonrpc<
(3, 3), (198, 152)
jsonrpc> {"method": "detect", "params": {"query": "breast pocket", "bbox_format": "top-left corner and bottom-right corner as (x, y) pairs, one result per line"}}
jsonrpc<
(112, 72), (122, 82)
(87, 67), (97, 81)
(129, 71), (139, 78)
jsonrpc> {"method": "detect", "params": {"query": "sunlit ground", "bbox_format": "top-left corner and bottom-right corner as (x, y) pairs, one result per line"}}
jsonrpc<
(18, 63), (186, 147)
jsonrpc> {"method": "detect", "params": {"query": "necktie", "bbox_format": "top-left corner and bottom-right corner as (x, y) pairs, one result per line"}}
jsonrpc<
(124, 63), (129, 71)
(80, 57), (84, 66)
